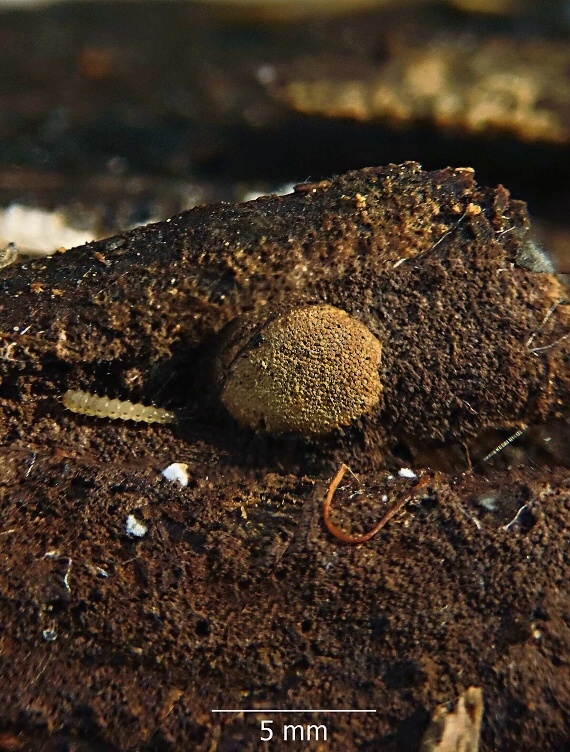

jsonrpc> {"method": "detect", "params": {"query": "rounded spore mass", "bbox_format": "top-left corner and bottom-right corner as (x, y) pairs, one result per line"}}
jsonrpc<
(216, 304), (382, 435)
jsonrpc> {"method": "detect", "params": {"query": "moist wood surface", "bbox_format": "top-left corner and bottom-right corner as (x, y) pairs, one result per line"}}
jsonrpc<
(0, 163), (568, 751)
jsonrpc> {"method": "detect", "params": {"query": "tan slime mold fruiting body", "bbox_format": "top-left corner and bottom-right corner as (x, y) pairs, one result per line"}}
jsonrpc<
(216, 304), (383, 435)
(63, 390), (175, 424)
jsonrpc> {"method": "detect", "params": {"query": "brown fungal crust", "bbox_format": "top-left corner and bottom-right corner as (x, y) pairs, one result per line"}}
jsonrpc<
(216, 304), (382, 435)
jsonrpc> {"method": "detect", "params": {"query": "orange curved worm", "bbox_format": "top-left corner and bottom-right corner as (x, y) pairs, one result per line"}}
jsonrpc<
(323, 463), (430, 544)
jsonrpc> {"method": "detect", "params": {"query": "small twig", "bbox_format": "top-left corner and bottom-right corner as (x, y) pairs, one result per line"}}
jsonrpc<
(25, 452), (37, 478)
(525, 300), (562, 349)
(458, 504), (483, 530)
(529, 331), (570, 354)
(462, 441), (473, 473)
(393, 213), (467, 268)
(323, 464), (428, 544)
(496, 226), (515, 237)
(503, 504), (530, 531)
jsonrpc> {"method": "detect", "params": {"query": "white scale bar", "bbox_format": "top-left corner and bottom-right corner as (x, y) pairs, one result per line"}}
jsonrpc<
(212, 709), (376, 713)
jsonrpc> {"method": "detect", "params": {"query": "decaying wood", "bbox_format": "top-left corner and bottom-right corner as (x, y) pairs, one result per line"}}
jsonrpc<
(420, 687), (484, 752)
(0, 162), (567, 458)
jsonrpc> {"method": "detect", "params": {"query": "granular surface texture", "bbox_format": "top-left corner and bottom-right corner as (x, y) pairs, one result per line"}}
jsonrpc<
(0, 163), (568, 751)
(217, 304), (383, 434)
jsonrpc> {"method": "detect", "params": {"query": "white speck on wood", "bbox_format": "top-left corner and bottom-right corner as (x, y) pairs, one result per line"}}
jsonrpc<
(161, 462), (189, 487)
(125, 515), (147, 538)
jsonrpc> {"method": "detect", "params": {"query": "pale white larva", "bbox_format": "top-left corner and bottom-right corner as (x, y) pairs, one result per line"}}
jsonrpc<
(62, 389), (175, 424)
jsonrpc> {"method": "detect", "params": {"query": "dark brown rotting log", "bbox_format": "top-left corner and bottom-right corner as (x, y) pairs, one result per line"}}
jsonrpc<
(0, 164), (569, 751)
(0, 162), (567, 457)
